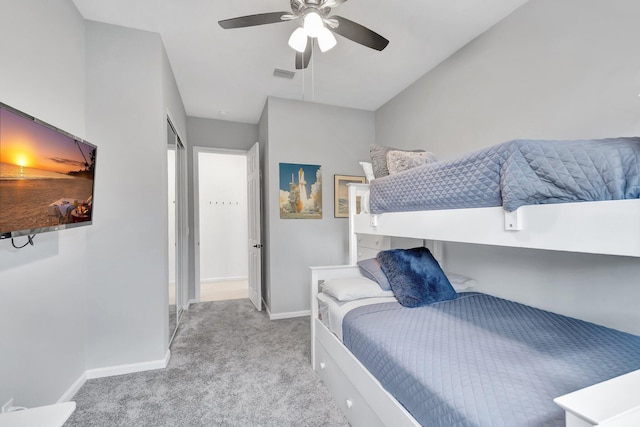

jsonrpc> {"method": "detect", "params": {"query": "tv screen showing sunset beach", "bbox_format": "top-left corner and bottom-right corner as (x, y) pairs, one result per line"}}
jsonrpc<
(0, 104), (96, 238)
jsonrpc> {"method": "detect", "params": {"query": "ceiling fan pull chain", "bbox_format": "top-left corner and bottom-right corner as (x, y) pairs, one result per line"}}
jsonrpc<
(302, 61), (306, 101)
(311, 40), (315, 101)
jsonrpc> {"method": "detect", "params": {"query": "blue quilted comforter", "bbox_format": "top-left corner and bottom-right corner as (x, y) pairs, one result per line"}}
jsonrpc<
(369, 137), (640, 213)
(342, 293), (640, 427)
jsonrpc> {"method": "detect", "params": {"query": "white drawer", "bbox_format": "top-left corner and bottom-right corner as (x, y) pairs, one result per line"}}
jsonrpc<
(357, 247), (382, 262)
(315, 340), (384, 427)
(357, 234), (390, 250)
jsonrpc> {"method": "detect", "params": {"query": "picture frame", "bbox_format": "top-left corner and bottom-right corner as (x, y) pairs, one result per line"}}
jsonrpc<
(279, 163), (322, 219)
(334, 174), (366, 218)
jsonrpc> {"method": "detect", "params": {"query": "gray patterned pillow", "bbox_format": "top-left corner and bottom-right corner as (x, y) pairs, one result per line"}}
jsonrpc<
(386, 150), (437, 174)
(370, 144), (425, 178)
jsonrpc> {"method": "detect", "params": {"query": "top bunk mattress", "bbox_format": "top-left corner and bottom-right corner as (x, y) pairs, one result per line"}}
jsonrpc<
(369, 137), (640, 214)
(342, 292), (640, 427)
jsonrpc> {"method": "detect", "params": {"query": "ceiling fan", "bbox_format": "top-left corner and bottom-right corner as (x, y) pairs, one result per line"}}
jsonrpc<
(218, 0), (389, 70)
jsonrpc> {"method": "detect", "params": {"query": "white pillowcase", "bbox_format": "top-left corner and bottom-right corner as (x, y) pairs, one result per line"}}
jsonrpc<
(359, 161), (375, 183)
(445, 272), (477, 292)
(321, 276), (394, 301)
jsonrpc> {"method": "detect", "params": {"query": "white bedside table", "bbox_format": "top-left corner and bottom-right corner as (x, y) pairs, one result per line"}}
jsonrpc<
(0, 402), (75, 427)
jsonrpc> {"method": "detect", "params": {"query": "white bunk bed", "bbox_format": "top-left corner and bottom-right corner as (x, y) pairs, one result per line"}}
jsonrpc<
(310, 183), (640, 427)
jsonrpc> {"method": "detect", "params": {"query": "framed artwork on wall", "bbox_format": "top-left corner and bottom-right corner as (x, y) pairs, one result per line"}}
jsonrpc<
(279, 163), (322, 219)
(334, 175), (365, 218)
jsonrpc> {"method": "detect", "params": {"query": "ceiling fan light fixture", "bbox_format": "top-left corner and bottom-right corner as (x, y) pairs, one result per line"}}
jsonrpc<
(288, 27), (308, 52)
(303, 11), (324, 38)
(317, 27), (337, 52)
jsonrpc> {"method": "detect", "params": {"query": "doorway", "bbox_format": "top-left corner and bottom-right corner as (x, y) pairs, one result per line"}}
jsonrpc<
(194, 148), (249, 302)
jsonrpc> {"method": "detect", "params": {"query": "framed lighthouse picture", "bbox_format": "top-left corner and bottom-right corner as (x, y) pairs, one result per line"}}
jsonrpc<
(334, 174), (365, 217)
(279, 163), (322, 219)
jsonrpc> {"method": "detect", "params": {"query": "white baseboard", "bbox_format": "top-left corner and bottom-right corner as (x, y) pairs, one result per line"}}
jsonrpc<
(85, 349), (171, 380)
(57, 350), (171, 402)
(266, 308), (310, 320)
(58, 372), (87, 403)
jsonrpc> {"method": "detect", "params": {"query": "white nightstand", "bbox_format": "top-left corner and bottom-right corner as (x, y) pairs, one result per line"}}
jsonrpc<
(0, 402), (75, 427)
(554, 370), (640, 426)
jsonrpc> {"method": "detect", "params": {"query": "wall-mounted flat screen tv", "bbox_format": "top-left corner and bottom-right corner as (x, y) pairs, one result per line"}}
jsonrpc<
(0, 102), (97, 239)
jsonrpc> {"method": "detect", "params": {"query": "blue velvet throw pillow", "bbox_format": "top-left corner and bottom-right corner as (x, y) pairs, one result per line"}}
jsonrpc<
(357, 258), (392, 291)
(376, 247), (457, 308)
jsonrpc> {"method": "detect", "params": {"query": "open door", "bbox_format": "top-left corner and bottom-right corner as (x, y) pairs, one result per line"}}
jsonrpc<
(247, 142), (262, 311)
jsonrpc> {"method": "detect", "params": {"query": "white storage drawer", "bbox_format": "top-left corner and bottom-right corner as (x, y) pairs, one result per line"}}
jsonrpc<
(357, 234), (390, 250)
(357, 247), (383, 262)
(315, 339), (384, 427)
(356, 234), (390, 261)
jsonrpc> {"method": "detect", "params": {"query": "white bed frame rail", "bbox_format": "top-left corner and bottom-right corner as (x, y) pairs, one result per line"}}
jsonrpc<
(347, 183), (640, 263)
(310, 265), (420, 427)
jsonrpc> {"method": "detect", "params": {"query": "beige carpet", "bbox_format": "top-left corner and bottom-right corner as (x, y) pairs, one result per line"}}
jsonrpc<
(200, 279), (248, 302)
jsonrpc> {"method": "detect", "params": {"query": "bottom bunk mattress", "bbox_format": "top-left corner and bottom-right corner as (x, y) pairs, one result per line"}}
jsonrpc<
(342, 292), (640, 427)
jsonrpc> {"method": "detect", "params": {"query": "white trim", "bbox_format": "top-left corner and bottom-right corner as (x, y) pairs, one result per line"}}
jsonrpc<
(349, 184), (640, 259)
(85, 350), (171, 380)
(57, 350), (171, 402)
(266, 306), (310, 320)
(192, 146), (200, 303)
(57, 372), (87, 403)
(192, 146), (249, 304)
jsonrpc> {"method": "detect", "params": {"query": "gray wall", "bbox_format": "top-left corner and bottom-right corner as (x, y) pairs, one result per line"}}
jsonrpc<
(263, 98), (375, 315)
(0, 0), (87, 407)
(0, 1), (187, 406)
(85, 21), (187, 368)
(375, 0), (640, 334)
(186, 117), (258, 301)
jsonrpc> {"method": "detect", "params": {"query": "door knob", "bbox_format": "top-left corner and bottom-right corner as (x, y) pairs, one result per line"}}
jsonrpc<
(253, 244), (264, 248)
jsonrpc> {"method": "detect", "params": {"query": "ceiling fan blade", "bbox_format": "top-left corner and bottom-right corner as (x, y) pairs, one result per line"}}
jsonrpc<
(295, 39), (312, 70)
(324, 18), (339, 29)
(218, 12), (290, 29)
(330, 15), (389, 51)
(321, 0), (348, 8)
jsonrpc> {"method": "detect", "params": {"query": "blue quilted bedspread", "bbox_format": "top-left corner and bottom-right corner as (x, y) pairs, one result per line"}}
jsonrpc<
(342, 293), (640, 427)
(369, 137), (640, 213)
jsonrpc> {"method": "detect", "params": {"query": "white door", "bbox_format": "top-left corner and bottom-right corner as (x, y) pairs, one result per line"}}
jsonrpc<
(247, 142), (262, 311)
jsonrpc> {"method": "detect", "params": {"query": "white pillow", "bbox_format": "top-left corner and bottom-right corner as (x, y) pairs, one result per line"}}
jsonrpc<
(445, 272), (477, 292)
(321, 276), (394, 301)
(359, 161), (375, 183)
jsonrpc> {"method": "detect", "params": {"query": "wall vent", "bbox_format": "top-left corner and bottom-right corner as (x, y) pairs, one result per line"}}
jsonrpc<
(273, 68), (295, 79)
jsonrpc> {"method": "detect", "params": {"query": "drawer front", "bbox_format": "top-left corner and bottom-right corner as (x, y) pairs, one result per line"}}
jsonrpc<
(357, 234), (390, 250)
(357, 247), (382, 262)
(315, 340), (384, 427)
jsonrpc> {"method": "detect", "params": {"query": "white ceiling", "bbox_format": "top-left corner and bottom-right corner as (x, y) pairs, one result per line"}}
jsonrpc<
(71, 0), (528, 124)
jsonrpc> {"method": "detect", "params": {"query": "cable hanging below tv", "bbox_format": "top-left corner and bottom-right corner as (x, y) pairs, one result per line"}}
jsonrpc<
(0, 102), (97, 243)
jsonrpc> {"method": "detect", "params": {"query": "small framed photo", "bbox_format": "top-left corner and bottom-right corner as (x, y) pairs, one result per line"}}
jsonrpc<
(334, 175), (366, 218)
